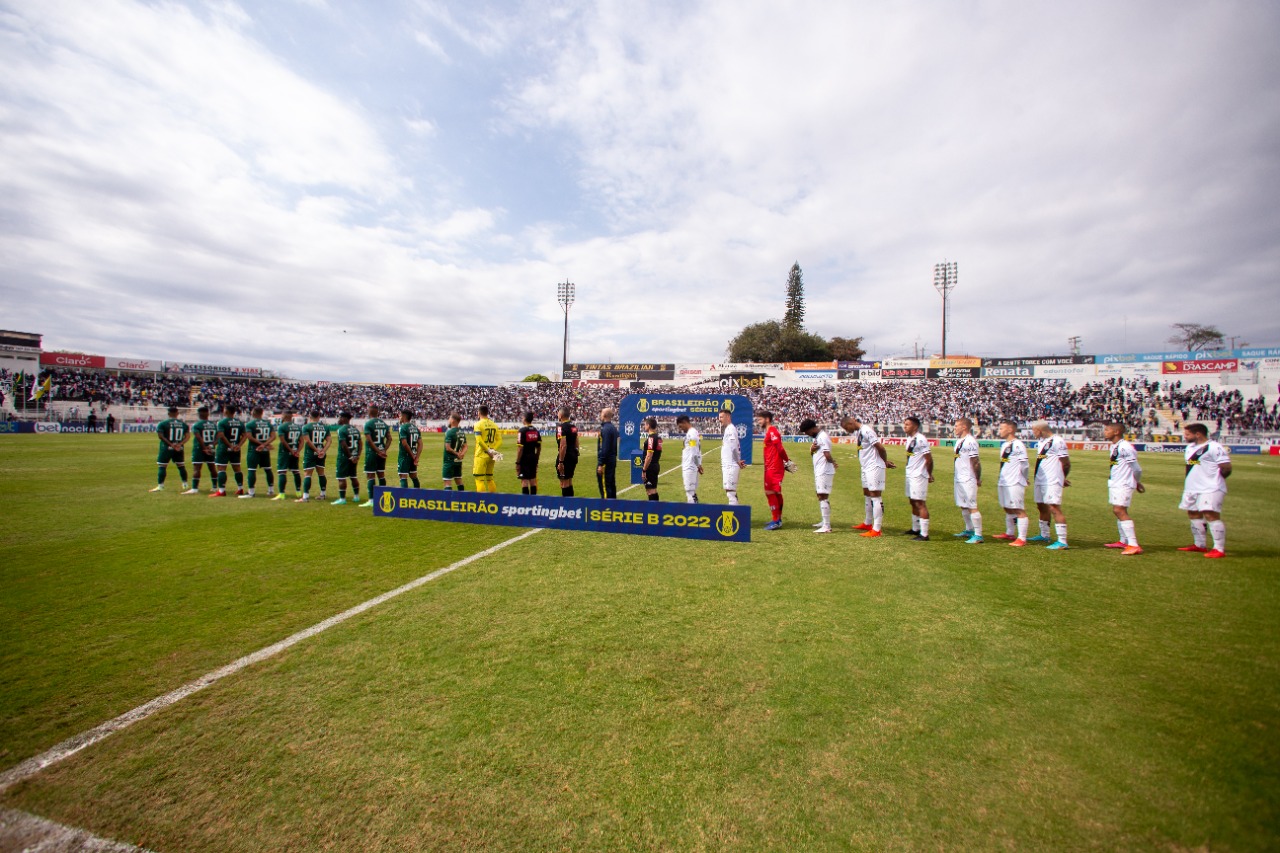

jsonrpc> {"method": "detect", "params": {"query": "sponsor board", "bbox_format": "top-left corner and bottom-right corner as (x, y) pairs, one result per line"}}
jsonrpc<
(372, 487), (750, 542)
(718, 372), (767, 389)
(165, 362), (263, 377)
(882, 358), (931, 369)
(106, 357), (161, 372)
(929, 356), (982, 369)
(0, 343), (41, 354)
(1033, 364), (1097, 378)
(571, 379), (619, 388)
(836, 435), (939, 446)
(1064, 441), (1111, 451)
(882, 367), (926, 379)
(1240, 347), (1280, 359)
(34, 422), (61, 433)
(713, 362), (783, 372)
(564, 363), (676, 381)
(784, 361), (838, 371)
(620, 394), (754, 484)
(983, 355), (1095, 366)
(927, 367), (981, 379)
(1141, 443), (1186, 453)
(1095, 362), (1161, 376)
(40, 352), (106, 368)
(838, 369), (881, 380)
(795, 371), (837, 383)
(1229, 445), (1262, 455)
(1272, 447), (1280, 456)
(124, 423), (159, 433)
(981, 366), (1034, 378)
(676, 366), (707, 378)
(782, 435), (814, 443)
(0, 422), (36, 433)
(1162, 359), (1238, 374)
(837, 360), (883, 370)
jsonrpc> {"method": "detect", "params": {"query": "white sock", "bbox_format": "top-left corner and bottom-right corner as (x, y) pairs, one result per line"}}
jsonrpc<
(864, 498), (873, 525)
(1055, 523), (1068, 545)
(961, 509), (972, 531)
(726, 490), (738, 505)
(1191, 519), (1207, 547)
(1116, 521), (1126, 542)
(1121, 520), (1136, 546)
(1039, 520), (1051, 538)
(1209, 520), (1225, 552)
(920, 517), (930, 537)
(1017, 517), (1029, 539)
(686, 490), (697, 504)
(970, 511), (983, 536)
(1006, 515), (1017, 536)
(820, 499), (831, 527)
(871, 498), (883, 531)
(911, 514), (920, 532)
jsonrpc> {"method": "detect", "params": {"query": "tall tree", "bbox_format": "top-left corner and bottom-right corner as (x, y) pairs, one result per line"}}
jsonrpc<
(727, 320), (784, 362)
(783, 262), (805, 331)
(828, 336), (866, 361)
(1168, 323), (1225, 352)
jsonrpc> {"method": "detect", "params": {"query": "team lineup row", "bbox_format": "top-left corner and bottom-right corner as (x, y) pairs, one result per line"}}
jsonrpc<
(146, 403), (1234, 556)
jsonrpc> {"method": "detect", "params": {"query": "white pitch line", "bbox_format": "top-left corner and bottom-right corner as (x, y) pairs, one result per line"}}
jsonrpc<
(0, 807), (152, 852)
(0, 464), (681, 794)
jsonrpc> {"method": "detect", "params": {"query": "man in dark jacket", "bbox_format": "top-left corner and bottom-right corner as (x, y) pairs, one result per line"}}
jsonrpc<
(597, 407), (619, 499)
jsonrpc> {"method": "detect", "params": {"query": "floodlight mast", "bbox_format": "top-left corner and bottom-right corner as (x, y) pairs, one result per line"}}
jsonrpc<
(933, 262), (958, 359)
(557, 281), (576, 372)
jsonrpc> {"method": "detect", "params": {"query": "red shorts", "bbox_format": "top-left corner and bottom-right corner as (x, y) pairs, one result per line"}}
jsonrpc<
(764, 468), (784, 492)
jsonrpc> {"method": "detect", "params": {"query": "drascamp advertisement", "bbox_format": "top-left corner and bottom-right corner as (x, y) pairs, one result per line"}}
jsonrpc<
(372, 488), (751, 542)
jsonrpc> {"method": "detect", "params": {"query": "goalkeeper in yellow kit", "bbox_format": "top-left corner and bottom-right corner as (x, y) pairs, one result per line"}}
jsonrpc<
(472, 404), (503, 492)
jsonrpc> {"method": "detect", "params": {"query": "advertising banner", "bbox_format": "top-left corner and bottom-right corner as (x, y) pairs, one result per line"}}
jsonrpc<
(1240, 347), (1280, 359)
(784, 361), (838, 371)
(1141, 443), (1187, 453)
(1095, 362), (1161, 376)
(676, 366), (708, 379)
(927, 367), (981, 379)
(123, 423), (159, 433)
(564, 363), (676, 381)
(981, 365), (1034, 378)
(571, 379), (619, 388)
(882, 367), (926, 380)
(1229, 445), (1262, 455)
(713, 362), (783, 372)
(165, 362), (264, 377)
(837, 360), (883, 370)
(795, 371), (838, 383)
(838, 369), (881, 380)
(1033, 364), (1097, 378)
(106, 357), (161, 372)
(983, 355), (1094, 366)
(372, 488), (751, 542)
(929, 356), (982, 369)
(1162, 359), (1238, 374)
(882, 358), (930, 369)
(0, 422), (36, 434)
(717, 373), (767, 389)
(619, 394), (754, 484)
(40, 352), (106, 368)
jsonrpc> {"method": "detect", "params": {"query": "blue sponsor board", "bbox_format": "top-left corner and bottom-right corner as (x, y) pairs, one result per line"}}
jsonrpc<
(1228, 445), (1262, 455)
(0, 422), (35, 434)
(620, 394), (754, 485)
(371, 487), (751, 542)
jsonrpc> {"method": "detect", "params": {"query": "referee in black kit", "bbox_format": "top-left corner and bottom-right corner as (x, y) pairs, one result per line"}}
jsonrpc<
(597, 407), (619, 499)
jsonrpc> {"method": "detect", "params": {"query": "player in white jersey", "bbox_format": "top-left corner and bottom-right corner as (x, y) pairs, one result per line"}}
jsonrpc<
(718, 409), (746, 505)
(1103, 421), (1145, 556)
(840, 416), (895, 537)
(1178, 423), (1231, 558)
(1031, 421), (1071, 551)
(901, 416), (934, 541)
(995, 419), (1031, 546)
(952, 418), (984, 543)
(802, 419), (836, 533)
(675, 415), (703, 503)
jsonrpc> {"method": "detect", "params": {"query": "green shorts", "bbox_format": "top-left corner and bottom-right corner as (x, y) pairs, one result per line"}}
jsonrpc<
(276, 451), (299, 472)
(364, 450), (388, 473)
(397, 454), (418, 475)
(442, 461), (462, 480)
(302, 450), (326, 471)
(193, 446), (216, 465)
(215, 446), (241, 466)
(246, 449), (272, 471)
(156, 446), (185, 465)
(336, 456), (359, 479)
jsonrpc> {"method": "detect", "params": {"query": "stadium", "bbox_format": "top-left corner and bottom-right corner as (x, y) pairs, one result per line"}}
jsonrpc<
(3, 2), (1280, 851)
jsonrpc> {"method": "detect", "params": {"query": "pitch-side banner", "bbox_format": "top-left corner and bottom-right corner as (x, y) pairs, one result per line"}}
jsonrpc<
(371, 487), (751, 542)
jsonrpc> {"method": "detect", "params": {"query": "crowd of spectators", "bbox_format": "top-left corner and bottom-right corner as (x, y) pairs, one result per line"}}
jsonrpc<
(14, 367), (1280, 435)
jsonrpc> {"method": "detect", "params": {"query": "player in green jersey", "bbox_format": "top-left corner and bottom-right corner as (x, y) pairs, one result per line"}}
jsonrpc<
(239, 406), (276, 499)
(297, 409), (331, 502)
(271, 410), (304, 500)
(397, 410), (422, 488)
(186, 406), (218, 494)
(442, 412), (467, 490)
(151, 406), (190, 492)
(213, 404), (247, 497)
(358, 404), (392, 508)
(333, 411), (363, 505)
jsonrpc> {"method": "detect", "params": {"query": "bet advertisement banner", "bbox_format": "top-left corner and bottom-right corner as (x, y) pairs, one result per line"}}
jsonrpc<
(372, 487), (751, 543)
(618, 394), (754, 485)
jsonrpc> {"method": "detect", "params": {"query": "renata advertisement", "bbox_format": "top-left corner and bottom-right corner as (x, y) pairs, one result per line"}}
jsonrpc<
(40, 352), (106, 368)
(982, 365), (1034, 378)
(1162, 359), (1238, 374)
(106, 357), (161, 372)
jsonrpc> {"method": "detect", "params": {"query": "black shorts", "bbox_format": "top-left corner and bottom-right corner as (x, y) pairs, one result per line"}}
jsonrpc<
(516, 461), (538, 481)
(558, 455), (578, 479)
(643, 466), (660, 488)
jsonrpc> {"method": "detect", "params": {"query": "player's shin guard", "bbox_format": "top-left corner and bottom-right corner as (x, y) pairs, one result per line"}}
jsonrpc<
(1121, 519), (1136, 546)
(234, 471), (243, 487)
(318, 475), (327, 495)
(562, 486), (574, 497)
(192, 474), (201, 490)
(411, 476), (420, 488)
(1039, 520), (1051, 538)
(293, 472), (302, 491)
(1209, 520), (1225, 552)
(177, 465), (188, 483)
(303, 476), (311, 495)
(1190, 519), (1207, 547)
(400, 477), (409, 488)
(265, 469), (274, 489)
(217, 470), (227, 490)
(339, 481), (347, 498)
(157, 466), (167, 485)
(248, 470), (257, 490)
(961, 508), (972, 530)
(378, 476), (386, 487)
(351, 479), (360, 497)
(871, 497), (883, 531)
(726, 490), (737, 505)
(820, 499), (831, 528)
(1054, 523), (1067, 545)
(920, 517), (930, 537)
(1016, 517), (1029, 540)
(911, 514), (920, 532)
(970, 511), (983, 536)
(864, 497), (873, 525)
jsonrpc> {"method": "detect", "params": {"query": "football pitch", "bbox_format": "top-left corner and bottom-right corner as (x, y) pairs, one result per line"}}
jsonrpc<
(1, 433), (1278, 851)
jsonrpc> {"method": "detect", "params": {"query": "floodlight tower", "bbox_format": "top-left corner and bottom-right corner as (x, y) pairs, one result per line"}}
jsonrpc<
(557, 280), (576, 371)
(933, 261), (958, 358)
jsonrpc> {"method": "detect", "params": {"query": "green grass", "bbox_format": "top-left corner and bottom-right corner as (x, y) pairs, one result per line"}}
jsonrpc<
(2, 434), (1278, 850)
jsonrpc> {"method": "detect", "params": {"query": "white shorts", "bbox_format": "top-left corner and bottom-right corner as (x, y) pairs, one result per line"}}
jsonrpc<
(1179, 490), (1224, 513)
(997, 484), (1026, 510)
(861, 468), (886, 492)
(1034, 481), (1064, 506)
(682, 469), (700, 492)
(814, 471), (834, 495)
(1108, 485), (1135, 507)
(721, 464), (740, 492)
(905, 475), (929, 501)
(954, 479), (978, 508)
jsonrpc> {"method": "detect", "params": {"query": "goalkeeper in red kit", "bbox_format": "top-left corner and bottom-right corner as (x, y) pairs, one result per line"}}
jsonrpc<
(759, 410), (794, 530)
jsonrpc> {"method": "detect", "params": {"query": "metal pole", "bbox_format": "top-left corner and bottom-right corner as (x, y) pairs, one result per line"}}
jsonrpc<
(562, 310), (569, 370)
(941, 294), (947, 359)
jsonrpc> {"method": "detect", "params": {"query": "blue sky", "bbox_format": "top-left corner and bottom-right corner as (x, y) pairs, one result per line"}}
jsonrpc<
(1, 0), (1277, 382)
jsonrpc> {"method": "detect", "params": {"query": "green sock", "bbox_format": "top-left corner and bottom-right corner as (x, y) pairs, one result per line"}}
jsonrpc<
(303, 476), (311, 495)
(248, 470), (257, 490)
(318, 475), (327, 493)
(411, 476), (420, 488)
(234, 471), (243, 487)
(158, 467), (166, 485)
(217, 471), (227, 489)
